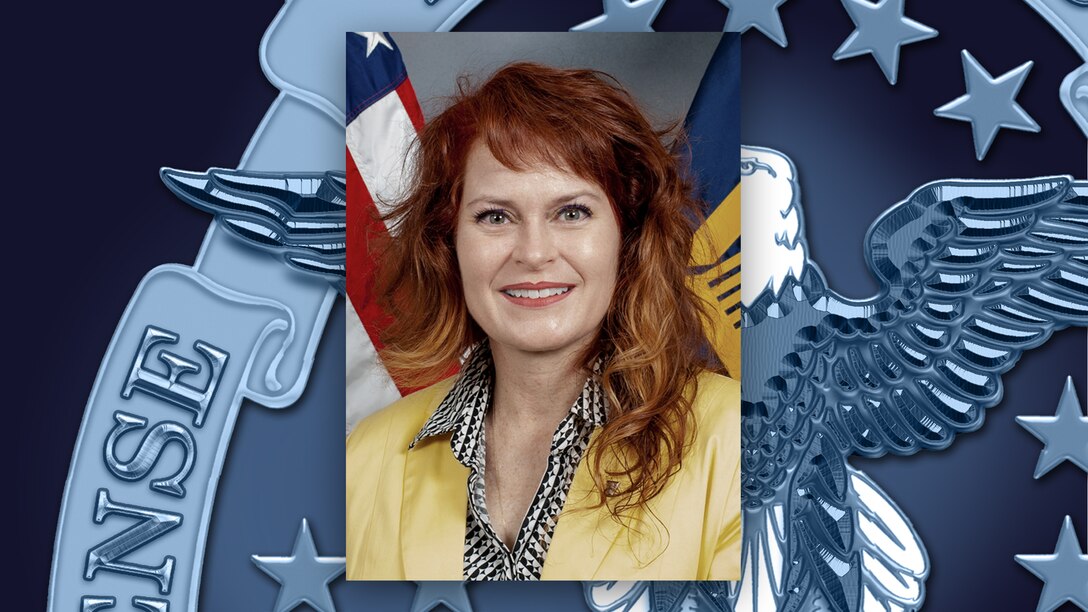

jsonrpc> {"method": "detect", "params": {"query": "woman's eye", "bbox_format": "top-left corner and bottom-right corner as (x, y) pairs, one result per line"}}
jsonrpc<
(475, 209), (509, 225)
(558, 204), (592, 222)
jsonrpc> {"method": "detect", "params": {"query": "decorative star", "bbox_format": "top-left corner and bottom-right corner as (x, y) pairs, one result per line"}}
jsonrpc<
(1016, 376), (1088, 478)
(719, 0), (789, 48)
(1015, 516), (1088, 612)
(358, 32), (393, 57)
(411, 582), (474, 612)
(570, 0), (665, 32)
(251, 519), (346, 612)
(832, 0), (936, 85)
(934, 50), (1039, 160)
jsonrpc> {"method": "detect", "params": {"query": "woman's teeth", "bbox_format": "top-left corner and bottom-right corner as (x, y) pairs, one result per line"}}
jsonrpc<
(502, 287), (571, 299)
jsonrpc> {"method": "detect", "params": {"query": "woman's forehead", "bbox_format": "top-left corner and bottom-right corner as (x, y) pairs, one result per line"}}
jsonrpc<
(463, 140), (601, 191)
(455, 139), (624, 226)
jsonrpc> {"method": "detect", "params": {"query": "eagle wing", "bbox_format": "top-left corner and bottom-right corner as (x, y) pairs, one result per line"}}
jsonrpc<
(802, 177), (1086, 458)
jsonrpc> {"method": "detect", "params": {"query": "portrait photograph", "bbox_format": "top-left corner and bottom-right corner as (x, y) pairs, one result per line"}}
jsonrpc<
(344, 31), (741, 581)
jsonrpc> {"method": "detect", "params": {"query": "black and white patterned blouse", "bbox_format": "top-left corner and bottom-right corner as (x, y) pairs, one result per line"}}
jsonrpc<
(409, 343), (608, 580)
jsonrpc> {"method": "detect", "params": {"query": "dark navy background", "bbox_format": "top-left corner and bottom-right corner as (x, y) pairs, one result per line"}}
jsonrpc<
(14, 0), (1084, 610)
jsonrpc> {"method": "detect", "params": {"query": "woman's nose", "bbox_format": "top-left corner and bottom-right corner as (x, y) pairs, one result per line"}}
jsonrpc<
(513, 221), (558, 268)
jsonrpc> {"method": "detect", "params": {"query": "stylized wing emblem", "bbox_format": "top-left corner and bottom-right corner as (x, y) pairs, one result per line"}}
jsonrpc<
(161, 168), (347, 292)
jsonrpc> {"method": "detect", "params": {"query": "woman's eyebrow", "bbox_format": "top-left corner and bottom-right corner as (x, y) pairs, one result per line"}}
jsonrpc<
(462, 191), (603, 208)
(550, 191), (603, 204)
(462, 196), (515, 208)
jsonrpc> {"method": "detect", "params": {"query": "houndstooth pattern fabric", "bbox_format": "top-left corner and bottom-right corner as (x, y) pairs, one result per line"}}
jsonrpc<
(410, 342), (607, 580)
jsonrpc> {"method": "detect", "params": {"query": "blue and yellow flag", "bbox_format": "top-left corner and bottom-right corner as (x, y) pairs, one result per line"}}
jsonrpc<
(685, 35), (742, 377)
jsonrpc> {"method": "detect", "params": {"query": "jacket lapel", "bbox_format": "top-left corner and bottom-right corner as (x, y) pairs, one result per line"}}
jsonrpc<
(401, 435), (470, 580)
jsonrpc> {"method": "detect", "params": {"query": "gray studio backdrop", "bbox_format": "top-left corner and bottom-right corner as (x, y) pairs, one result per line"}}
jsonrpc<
(347, 32), (723, 433)
(396, 32), (721, 128)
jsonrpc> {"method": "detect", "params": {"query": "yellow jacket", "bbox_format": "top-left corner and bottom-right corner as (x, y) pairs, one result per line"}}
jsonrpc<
(346, 371), (741, 580)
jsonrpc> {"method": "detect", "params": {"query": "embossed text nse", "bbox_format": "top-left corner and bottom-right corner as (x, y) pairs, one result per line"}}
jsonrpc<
(81, 325), (228, 611)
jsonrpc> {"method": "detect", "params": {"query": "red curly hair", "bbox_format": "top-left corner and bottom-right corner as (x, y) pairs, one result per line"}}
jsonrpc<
(369, 61), (722, 520)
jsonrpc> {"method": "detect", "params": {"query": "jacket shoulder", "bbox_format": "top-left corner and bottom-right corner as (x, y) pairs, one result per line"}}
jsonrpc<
(346, 376), (458, 459)
(690, 371), (740, 429)
(345, 376), (456, 580)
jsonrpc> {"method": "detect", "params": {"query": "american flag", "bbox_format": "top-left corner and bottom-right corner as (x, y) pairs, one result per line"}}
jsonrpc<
(344, 31), (424, 433)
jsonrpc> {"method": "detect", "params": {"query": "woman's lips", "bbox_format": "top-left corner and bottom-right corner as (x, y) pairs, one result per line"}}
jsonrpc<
(499, 285), (574, 308)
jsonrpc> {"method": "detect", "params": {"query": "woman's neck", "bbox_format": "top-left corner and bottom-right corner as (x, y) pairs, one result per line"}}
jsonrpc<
(489, 340), (591, 432)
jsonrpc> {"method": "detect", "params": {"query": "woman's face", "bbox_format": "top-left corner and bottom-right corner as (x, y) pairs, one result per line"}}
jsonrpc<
(455, 141), (621, 357)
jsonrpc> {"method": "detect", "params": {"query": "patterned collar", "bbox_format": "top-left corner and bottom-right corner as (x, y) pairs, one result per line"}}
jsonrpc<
(409, 342), (608, 466)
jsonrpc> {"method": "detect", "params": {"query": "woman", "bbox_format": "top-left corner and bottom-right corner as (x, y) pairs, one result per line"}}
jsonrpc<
(346, 62), (741, 581)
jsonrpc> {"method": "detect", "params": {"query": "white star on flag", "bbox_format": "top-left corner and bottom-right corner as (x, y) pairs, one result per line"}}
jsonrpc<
(358, 31), (393, 57)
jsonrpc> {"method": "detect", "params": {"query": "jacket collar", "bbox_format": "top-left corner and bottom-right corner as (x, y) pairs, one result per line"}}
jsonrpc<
(409, 341), (608, 466)
(409, 342), (493, 469)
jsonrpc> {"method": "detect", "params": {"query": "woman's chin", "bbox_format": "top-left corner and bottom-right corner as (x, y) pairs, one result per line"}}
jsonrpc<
(489, 332), (592, 356)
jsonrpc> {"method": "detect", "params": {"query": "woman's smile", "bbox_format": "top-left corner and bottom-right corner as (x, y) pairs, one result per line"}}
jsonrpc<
(499, 286), (574, 307)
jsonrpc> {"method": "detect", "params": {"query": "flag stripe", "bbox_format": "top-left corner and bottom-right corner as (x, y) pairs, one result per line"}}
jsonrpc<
(346, 147), (395, 357)
(396, 79), (425, 133)
(347, 88), (419, 224)
(345, 296), (401, 435)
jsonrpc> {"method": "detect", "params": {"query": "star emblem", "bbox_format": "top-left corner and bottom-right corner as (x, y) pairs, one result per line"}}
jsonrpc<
(1016, 376), (1088, 478)
(251, 519), (346, 612)
(718, 0), (789, 48)
(411, 582), (474, 612)
(358, 31), (394, 57)
(1015, 516), (1088, 612)
(934, 50), (1040, 160)
(570, 0), (665, 32)
(832, 0), (937, 85)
